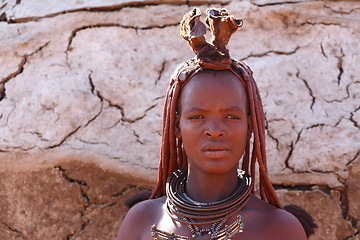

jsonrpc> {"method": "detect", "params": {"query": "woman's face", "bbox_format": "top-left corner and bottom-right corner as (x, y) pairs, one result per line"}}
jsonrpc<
(177, 70), (249, 175)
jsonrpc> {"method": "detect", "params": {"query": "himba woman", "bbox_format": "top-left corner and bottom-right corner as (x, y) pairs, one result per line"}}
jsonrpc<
(117, 7), (316, 240)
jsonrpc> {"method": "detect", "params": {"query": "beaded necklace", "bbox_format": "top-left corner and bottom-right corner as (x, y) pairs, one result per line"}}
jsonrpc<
(151, 169), (252, 239)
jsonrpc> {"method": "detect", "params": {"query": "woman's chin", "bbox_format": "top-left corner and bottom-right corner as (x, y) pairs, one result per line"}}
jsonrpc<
(197, 162), (238, 175)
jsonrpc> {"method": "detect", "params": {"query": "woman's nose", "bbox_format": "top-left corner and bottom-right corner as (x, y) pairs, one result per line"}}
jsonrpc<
(204, 121), (225, 138)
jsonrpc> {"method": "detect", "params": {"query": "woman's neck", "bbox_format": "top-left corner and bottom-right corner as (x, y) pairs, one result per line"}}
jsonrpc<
(185, 166), (239, 203)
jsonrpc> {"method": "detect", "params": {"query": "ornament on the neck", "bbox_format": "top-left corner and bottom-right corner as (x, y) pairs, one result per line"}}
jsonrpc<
(150, 168), (251, 239)
(151, 215), (243, 240)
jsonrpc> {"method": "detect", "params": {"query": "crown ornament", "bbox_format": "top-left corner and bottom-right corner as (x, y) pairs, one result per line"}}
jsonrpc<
(180, 8), (243, 70)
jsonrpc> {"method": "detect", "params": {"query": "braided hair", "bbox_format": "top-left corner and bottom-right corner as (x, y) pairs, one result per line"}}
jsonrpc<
(147, 7), (316, 237)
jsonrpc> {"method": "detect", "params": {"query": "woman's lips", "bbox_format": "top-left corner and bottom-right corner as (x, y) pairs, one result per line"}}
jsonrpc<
(202, 145), (229, 158)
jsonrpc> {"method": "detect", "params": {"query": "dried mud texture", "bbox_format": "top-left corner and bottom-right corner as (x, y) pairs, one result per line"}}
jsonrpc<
(0, 0), (360, 239)
(0, 160), (154, 240)
(277, 190), (357, 240)
(346, 160), (360, 232)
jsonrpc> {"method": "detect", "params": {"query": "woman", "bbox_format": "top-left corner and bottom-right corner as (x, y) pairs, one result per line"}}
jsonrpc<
(117, 8), (316, 240)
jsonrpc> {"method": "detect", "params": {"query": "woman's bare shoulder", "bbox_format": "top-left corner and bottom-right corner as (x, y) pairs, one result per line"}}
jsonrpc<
(116, 196), (166, 240)
(243, 194), (307, 240)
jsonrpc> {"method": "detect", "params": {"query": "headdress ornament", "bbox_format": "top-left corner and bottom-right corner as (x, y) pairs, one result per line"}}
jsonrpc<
(180, 8), (243, 70)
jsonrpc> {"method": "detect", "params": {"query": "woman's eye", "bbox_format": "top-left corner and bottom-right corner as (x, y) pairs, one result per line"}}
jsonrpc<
(189, 115), (203, 120)
(226, 115), (240, 120)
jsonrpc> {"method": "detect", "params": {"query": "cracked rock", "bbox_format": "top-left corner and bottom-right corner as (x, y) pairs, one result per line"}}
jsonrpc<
(66, 25), (188, 120)
(346, 160), (360, 230)
(276, 190), (357, 240)
(0, 167), (84, 239)
(0, 222), (24, 240)
(289, 119), (360, 175)
(0, 160), (154, 240)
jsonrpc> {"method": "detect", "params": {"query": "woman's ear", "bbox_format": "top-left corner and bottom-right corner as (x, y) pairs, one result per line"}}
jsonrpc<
(175, 113), (182, 139)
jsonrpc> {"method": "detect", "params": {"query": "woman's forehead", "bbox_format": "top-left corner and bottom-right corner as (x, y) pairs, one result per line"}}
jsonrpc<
(179, 70), (248, 110)
(181, 69), (246, 94)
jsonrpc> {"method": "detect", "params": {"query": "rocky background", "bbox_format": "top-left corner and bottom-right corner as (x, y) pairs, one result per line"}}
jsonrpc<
(0, 0), (359, 239)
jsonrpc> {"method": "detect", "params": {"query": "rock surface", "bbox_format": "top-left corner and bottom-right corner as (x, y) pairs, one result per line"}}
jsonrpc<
(346, 160), (360, 231)
(0, 160), (153, 239)
(0, 0), (359, 239)
(277, 190), (357, 240)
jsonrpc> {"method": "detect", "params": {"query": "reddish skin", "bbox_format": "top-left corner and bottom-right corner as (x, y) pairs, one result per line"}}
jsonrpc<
(117, 70), (306, 240)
